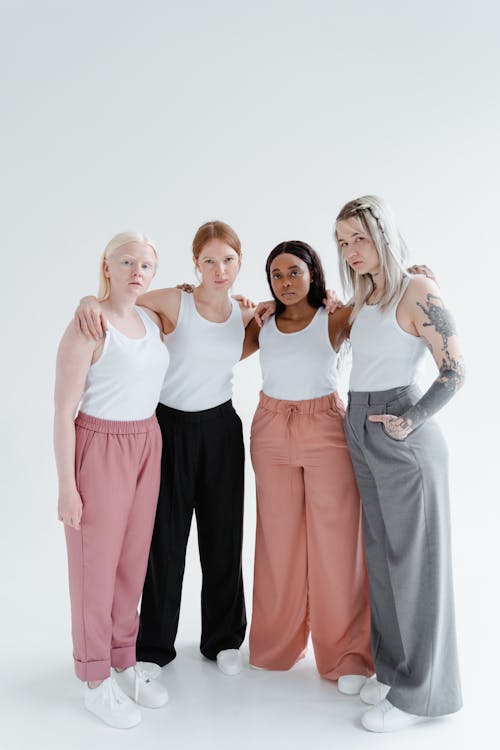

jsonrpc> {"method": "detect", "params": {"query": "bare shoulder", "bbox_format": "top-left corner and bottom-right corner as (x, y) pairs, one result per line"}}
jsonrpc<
(404, 274), (440, 302)
(59, 320), (99, 353)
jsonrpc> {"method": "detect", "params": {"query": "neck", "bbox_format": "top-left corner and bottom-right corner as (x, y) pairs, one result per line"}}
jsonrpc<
(101, 294), (138, 317)
(369, 271), (385, 298)
(278, 298), (317, 320)
(194, 283), (231, 309)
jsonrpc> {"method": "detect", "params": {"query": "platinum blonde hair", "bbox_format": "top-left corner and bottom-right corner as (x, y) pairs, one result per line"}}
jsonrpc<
(97, 231), (158, 301)
(334, 195), (409, 321)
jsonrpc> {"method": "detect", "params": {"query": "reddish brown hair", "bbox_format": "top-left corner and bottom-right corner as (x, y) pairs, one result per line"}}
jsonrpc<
(192, 220), (241, 259)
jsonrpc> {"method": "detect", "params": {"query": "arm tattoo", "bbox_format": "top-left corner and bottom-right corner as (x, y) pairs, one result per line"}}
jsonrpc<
(400, 294), (465, 430)
(416, 293), (456, 348)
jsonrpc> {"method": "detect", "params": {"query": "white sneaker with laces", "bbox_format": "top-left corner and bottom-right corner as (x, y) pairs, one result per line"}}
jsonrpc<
(136, 661), (162, 679)
(360, 677), (391, 705)
(216, 648), (243, 676)
(84, 676), (141, 729)
(114, 664), (168, 708)
(361, 698), (423, 732)
(337, 675), (368, 695)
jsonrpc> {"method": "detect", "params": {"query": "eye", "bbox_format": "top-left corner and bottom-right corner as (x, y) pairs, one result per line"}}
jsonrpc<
(355, 236), (364, 243)
(122, 259), (132, 265)
(290, 270), (299, 277)
(224, 257), (235, 263)
(141, 263), (153, 270)
(272, 273), (281, 280)
(204, 259), (214, 264)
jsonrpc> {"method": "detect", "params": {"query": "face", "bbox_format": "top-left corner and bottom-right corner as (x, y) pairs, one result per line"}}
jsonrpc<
(104, 241), (157, 297)
(269, 253), (312, 305)
(336, 217), (380, 276)
(194, 238), (241, 289)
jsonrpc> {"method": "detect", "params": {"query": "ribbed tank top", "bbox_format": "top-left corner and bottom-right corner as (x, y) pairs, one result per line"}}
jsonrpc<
(159, 292), (244, 411)
(80, 306), (170, 420)
(349, 276), (427, 391)
(259, 306), (338, 400)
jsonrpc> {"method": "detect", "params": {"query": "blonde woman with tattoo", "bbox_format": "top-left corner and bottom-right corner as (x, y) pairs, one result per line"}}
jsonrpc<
(335, 195), (464, 732)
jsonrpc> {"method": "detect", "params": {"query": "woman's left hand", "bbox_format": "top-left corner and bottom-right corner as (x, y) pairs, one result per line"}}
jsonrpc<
(368, 413), (413, 441)
(407, 264), (437, 284)
(232, 294), (256, 308)
(323, 288), (343, 313)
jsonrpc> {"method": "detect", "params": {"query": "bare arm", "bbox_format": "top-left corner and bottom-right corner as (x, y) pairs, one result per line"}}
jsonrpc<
(54, 324), (97, 528)
(240, 317), (261, 360)
(328, 305), (353, 352)
(75, 287), (181, 339)
(370, 278), (465, 440)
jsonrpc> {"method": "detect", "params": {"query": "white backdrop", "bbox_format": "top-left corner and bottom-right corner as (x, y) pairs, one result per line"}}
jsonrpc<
(1, 2), (498, 749)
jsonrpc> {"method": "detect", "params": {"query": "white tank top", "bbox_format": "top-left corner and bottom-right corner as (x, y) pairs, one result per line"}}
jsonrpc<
(259, 306), (338, 400)
(159, 292), (244, 411)
(80, 307), (170, 420)
(349, 276), (427, 391)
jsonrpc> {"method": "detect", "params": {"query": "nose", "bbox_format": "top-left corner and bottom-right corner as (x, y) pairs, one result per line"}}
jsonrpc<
(344, 245), (357, 261)
(215, 262), (226, 277)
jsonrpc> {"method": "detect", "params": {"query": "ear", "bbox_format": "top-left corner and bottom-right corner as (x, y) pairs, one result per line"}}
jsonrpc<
(103, 260), (110, 279)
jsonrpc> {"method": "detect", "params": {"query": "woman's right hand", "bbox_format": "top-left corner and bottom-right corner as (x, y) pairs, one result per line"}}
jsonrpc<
(254, 299), (276, 327)
(58, 487), (83, 530)
(74, 296), (106, 339)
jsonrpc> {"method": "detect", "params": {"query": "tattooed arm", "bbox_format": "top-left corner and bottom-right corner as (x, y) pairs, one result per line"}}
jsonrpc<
(369, 277), (465, 440)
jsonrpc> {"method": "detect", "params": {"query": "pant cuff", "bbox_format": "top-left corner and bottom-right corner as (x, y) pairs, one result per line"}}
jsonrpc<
(74, 657), (110, 682)
(111, 645), (136, 670)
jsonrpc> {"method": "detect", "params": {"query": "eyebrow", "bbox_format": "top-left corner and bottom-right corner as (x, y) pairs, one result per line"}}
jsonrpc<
(272, 264), (302, 272)
(338, 231), (364, 241)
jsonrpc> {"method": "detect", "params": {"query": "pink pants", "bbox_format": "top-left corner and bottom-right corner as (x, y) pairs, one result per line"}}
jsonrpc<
(65, 412), (162, 682)
(249, 392), (373, 679)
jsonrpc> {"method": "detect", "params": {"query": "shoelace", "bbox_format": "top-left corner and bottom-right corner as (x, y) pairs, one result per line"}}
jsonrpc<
(109, 677), (127, 705)
(133, 664), (152, 703)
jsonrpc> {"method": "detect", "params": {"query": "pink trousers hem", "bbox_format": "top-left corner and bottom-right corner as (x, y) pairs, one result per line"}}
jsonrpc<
(74, 658), (111, 682)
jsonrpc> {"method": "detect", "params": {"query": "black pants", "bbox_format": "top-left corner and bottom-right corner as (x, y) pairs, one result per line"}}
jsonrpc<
(137, 400), (246, 665)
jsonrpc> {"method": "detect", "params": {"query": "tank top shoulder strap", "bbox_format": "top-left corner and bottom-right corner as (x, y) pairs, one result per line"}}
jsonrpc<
(135, 305), (159, 334)
(397, 274), (412, 303)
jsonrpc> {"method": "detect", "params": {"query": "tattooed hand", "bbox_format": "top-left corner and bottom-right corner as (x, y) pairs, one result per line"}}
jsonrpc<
(368, 413), (413, 441)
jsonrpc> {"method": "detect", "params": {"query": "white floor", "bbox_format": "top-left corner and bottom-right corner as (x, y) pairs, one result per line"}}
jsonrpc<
(3, 637), (487, 750)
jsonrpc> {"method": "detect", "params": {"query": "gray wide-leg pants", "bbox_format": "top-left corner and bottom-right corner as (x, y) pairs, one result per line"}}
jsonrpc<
(345, 384), (462, 717)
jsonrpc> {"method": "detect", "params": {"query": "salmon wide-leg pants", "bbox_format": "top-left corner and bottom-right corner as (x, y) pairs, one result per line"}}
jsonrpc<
(249, 392), (373, 680)
(64, 412), (162, 682)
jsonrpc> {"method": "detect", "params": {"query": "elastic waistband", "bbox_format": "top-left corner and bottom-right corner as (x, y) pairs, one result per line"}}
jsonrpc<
(75, 412), (159, 434)
(157, 399), (235, 423)
(257, 391), (343, 415)
(348, 384), (419, 406)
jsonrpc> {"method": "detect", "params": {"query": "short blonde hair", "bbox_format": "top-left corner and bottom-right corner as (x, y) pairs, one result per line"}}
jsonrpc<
(97, 232), (158, 301)
(334, 195), (408, 321)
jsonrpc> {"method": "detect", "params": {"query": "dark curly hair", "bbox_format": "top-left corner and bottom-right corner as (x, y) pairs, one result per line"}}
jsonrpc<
(265, 240), (327, 316)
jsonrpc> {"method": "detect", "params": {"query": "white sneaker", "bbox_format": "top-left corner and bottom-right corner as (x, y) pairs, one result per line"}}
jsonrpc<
(361, 698), (423, 732)
(114, 664), (168, 708)
(216, 648), (243, 676)
(84, 676), (141, 729)
(337, 674), (368, 695)
(360, 677), (391, 705)
(136, 661), (162, 679)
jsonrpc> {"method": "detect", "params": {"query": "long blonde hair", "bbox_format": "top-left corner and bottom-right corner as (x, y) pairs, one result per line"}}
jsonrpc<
(97, 232), (158, 301)
(334, 195), (408, 321)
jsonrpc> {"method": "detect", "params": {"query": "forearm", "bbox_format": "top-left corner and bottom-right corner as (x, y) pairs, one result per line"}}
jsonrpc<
(54, 411), (77, 491)
(401, 355), (465, 430)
